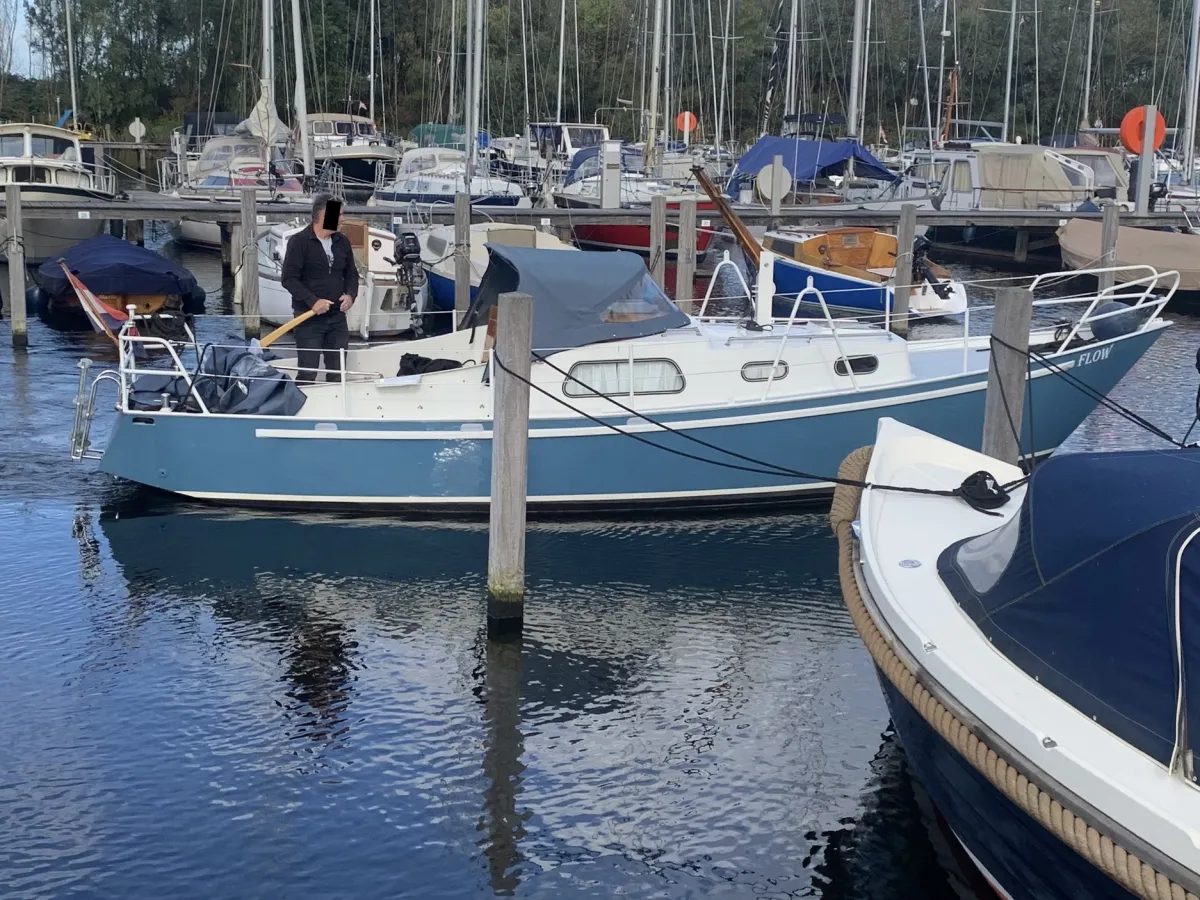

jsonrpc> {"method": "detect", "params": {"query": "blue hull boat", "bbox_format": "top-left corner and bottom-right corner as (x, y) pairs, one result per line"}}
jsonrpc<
(73, 248), (1174, 510)
(837, 418), (1200, 899)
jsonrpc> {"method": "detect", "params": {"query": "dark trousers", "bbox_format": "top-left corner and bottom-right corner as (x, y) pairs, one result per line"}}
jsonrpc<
(295, 313), (350, 384)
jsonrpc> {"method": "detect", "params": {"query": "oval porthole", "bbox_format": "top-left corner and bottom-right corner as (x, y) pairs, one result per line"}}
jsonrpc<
(371, 238), (382, 251)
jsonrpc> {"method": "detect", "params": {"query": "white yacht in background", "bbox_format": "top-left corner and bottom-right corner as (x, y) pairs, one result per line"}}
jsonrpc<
(301, 113), (409, 191)
(372, 148), (529, 208)
(257, 219), (425, 339)
(0, 123), (118, 262)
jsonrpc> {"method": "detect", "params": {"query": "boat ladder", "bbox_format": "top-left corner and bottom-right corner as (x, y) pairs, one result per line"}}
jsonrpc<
(69, 358), (118, 462)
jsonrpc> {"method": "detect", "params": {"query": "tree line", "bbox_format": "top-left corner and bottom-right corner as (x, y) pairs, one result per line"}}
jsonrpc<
(9, 0), (1195, 148)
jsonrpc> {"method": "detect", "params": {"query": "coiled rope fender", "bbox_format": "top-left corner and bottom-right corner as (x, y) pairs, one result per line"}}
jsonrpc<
(829, 447), (1198, 900)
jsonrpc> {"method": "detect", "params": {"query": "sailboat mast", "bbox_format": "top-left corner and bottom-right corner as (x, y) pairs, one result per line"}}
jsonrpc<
(846, 0), (866, 141)
(1082, 0), (1096, 124)
(449, 0), (458, 123)
(784, 0), (798, 122)
(664, 0), (673, 144)
(646, 0), (664, 172)
(1001, 0), (1016, 142)
(368, 0), (375, 121)
(467, 0), (484, 189)
(556, 0), (567, 120)
(917, 0), (934, 151)
(64, 0), (79, 130)
(262, 0), (275, 116)
(935, 0), (949, 146)
(290, 0), (312, 176)
(1183, 0), (1200, 175)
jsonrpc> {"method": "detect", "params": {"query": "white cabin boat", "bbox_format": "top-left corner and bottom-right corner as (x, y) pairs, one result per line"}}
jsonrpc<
(372, 148), (529, 208)
(0, 123), (117, 262)
(301, 113), (407, 190)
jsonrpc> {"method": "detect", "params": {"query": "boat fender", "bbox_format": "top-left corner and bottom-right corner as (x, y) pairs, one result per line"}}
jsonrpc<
(25, 284), (46, 316)
(1090, 300), (1151, 342)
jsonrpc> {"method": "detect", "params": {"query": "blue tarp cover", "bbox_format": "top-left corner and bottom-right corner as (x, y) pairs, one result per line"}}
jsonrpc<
(938, 447), (1200, 766)
(39, 234), (206, 314)
(728, 137), (898, 195)
(563, 145), (645, 185)
(461, 244), (689, 352)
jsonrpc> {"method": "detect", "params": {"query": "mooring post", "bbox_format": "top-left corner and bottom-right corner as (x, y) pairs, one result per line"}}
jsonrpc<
(126, 218), (144, 246)
(770, 154), (784, 218)
(454, 192), (472, 325)
(675, 197), (697, 307)
(220, 223), (234, 276)
(649, 193), (667, 290)
(982, 287), (1034, 465)
(488, 290), (534, 633)
(5, 185), (26, 348)
(1098, 201), (1120, 295)
(891, 203), (919, 338)
(240, 188), (260, 338)
(1135, 104), (1157, 217)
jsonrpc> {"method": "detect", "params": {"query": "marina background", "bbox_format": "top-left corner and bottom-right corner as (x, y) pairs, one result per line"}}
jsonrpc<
(3, 237), (1197, 896)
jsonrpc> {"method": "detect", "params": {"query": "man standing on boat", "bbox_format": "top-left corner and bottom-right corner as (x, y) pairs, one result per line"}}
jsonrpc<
(281, 193), (358, 384)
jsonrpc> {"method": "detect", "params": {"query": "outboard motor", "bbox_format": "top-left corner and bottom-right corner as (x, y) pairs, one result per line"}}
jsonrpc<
(390, 231), (427, 337)
(911, 235), (953, 300)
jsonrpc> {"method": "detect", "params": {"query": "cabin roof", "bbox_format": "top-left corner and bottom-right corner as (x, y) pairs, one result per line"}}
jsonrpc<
(0, 122), (79, 140)
(309, 113), (373, 124)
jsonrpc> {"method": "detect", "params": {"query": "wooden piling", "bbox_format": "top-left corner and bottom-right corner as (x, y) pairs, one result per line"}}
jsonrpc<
(770, 154), (785, 218)
(675, 197), (697, 307)
(487, 290), (534, 629)
(454, 192), (472, 324)
(5, 184), (26, 348)
(649, 193), (667, 290)
(1098, 201), (1120, 294)
(981, 287), (1034, 465)
(220, 223), (234, 276)
(126, 218), (145, 246)
(1013, 228), (1029, 264)
(239, 188), (260, 338)
(890, 203), (918, 338)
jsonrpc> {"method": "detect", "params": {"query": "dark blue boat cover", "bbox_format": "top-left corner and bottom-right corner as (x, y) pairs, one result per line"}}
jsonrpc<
(938, 448), (1200, 767)
(563, 145), (645, 185)
(39, 234), (206, 314)
(461, 244), (689, 353)
(727, 137), (899, 196)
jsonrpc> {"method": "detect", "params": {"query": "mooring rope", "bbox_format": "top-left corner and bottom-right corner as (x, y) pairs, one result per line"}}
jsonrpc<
(829, 446), (1199, 900)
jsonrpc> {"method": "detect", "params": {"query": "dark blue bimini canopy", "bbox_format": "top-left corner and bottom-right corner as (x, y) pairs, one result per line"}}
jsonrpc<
(938, 448), (1200, 767)
(461, 244), (689, 352)
(563, 144), (645, 186)
(40, 234), (206, 314)
(727, 136), (898, 196)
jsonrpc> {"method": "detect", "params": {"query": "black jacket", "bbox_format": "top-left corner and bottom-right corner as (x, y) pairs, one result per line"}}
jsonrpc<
(281, 224), (360, 315)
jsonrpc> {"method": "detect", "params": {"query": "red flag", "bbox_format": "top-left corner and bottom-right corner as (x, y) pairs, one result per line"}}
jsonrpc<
(59, 261), (138, 346)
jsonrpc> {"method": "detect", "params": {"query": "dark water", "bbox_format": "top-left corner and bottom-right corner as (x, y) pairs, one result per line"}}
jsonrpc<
(1, 245), (1199, 899)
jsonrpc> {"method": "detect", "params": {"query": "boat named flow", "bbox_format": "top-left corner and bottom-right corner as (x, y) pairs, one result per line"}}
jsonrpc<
(69, 249), (1175, 511)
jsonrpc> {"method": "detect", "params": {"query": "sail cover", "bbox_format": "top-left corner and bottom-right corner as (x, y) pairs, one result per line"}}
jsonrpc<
(727, 137), (898, 196)
(460, 245), (689, 353)
(236, 81), (290, 145)
(938, 447), (1200, 767)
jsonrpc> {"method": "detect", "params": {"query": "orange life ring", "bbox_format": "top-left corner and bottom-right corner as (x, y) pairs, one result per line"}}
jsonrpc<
(1119, 107), (1166, 155)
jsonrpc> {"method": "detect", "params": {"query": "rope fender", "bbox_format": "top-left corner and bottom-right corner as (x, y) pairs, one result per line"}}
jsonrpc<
(829, 447), (1197, 900)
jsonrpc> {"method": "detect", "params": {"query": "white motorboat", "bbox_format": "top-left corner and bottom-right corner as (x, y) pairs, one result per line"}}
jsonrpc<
(301, 113), (407, 191)
(257, 219), (426, 339)
(417, 221), (575, 314)
(833, 417), (1200, 899)
(372, 148), (529, 208)
(0, 123), (118, 262)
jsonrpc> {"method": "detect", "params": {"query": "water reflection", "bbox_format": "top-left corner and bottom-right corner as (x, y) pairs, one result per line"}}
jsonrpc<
(478, 632), (528, 895)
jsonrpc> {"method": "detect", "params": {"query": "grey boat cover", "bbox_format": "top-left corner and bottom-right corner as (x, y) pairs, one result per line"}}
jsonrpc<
(130, 345), (305, 416)
(460, 244), (690, 353)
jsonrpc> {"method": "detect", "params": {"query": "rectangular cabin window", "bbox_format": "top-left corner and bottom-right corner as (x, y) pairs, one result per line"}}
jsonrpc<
(31, 136), (75, 160)
(0, 135), (24, 156)
(336, 122), (353, 135)
(742, 361), (789, 382)
(11, 166), (50, 183)
(312, 121), (334, 135)
(951, 160), (972, 192)
(834, 355), (879, 376)
(913, 162), (947, 183)
(765, 237), (796, 258)
(563, 359), (685, 397)
(425, 235), (447, 256)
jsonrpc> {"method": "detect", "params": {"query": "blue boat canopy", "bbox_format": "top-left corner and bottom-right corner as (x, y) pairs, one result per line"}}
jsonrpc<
(39, 234), (206, 314)
(461, 244), (689, 353)
(937, 447), (1200, 767)
(727, 137), (898, 196)
(564, 145), (644, 186)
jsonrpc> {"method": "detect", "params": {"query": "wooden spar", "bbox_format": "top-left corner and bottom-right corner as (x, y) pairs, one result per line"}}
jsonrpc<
(691, 165), (761, 268)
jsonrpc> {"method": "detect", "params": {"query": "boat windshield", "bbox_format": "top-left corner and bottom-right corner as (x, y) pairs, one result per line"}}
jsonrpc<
(568, 127), (606, 149)
(0, 134), (24, 157)
(358, 123), (376, 136)
(31, 135), (77, 161)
